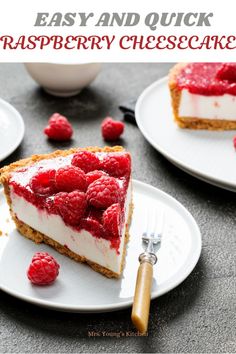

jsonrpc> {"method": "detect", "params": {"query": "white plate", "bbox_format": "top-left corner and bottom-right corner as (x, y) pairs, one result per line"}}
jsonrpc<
(0, 98), (25, 161)
(136, 77), (236, 192)
(0, 180), (201, 313)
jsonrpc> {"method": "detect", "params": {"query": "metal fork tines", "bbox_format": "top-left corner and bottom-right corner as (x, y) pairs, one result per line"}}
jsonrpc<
(140, 209), (164, 265)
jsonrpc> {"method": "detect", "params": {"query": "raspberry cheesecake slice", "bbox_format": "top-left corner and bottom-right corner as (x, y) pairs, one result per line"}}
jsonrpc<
(169, 63), (236, 130)
(0, 146), (133, 278)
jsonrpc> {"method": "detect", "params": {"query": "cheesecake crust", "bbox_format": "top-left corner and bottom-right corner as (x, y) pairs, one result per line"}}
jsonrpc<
(0, 146), (133, 278)
(169, 63), (236, 130)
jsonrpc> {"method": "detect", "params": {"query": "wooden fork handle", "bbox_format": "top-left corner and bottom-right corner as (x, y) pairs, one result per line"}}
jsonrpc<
(131, 253), (156, 334)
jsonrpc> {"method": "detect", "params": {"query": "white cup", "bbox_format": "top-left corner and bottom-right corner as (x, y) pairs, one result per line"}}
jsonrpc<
(24, 63), (102, 97)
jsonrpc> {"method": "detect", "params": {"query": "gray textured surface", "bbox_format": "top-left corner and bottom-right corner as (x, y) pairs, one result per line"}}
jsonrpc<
(0, 63), (235, 354)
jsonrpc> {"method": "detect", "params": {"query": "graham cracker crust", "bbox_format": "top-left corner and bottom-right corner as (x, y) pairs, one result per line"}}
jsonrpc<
(0, 146), (133, 278)
(168, 63), (236, 130)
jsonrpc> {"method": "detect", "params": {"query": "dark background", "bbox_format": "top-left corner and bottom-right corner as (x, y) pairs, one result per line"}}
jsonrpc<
(0, 63), (235, 353)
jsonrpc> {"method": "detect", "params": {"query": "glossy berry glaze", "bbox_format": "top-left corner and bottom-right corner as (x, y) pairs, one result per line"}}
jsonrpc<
(176, 63), (236, 96)
(9, 151), (131, 252)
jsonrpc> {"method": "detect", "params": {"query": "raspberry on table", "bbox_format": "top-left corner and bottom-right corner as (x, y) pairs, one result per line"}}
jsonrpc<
(30, 169), (56, 195)
(103, 203), (121, 238)
(216, 63), (236, 82)
(102, 153), (131, 177)
(55, 166), (87, 192)
(48, 113), (67, 124)
(86, 176), (120, 209)
(27, 252), (60, 285)
(54, 190), (87, 225)
(71, 151), (101, 173)
(86, 170), (108, 186)
(101, 117), (125, 141)
(44, 113), (73, 141)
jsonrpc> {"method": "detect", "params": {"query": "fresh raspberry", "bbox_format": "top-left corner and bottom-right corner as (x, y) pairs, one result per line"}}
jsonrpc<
(27, 252), (60, 285)
(71, 151), (100, 173)
(80, 218), (103, 238)
(86, 170), (108, 186)
(103, 203), (121, 238)
(44, 113), (73, 141)
(55, 166), (86, 192)
(102, 153), (131, 177)
(54, 191), (87, 225)
(216, 63), (236, 82)
(30, 169), (56, 195)
(101, 117), (125, 141)
(48, 113), (67, 124)
(86, 176), (120, 209)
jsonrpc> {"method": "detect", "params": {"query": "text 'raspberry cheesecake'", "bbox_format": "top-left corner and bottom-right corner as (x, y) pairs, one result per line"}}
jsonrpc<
(169, 63), (236, 130)
(0, 146), (133, 278)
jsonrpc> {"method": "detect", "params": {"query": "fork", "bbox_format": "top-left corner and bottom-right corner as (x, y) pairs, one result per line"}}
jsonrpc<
(131, 209), (164, 333)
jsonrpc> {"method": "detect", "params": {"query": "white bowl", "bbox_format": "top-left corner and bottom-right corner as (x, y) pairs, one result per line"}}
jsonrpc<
(24, 63), (102, 97)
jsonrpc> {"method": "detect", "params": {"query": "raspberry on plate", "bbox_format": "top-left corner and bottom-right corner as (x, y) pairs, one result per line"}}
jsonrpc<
(102, 153), (131, 177)
(103, 203), (121, 238)
(54, 190), (87, 225)
(71, 150), (100, 173)
(86, 176), (120, 209)
(101, 117), (125, 141)
(30, 169), (56, 195)
(27, 252), (60, 285)
(55, 166), (87, 192)
(86, 170), (108, 186)
(44, 113), (73, 141)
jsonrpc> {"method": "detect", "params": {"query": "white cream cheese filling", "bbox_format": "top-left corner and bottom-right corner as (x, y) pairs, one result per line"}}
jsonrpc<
(179, 89), (236, 120)
(10, 181), (132, 274)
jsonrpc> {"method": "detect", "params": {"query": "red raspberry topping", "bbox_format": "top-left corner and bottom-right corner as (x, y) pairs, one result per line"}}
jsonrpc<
(80, 218), (103, 238)
(27, 252), (60, 285)
(86, 176), (120, 209)
(86, 207), (104, 222)
(30, 169), (56, 196)
(44, 113), (73, 141)
(102, 153), (131, 177)
(71, 151), (100, 173)
(54, 190), (87, 225)
(101, 117), (125, 141)
(86, 170), (108, 186)
(103, 203), (121, 238)
(216, 63), (236, 82)
(55, 166), (86, 192)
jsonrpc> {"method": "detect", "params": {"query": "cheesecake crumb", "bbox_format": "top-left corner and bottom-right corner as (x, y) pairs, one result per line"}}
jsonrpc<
(0, 230), (2, 236)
